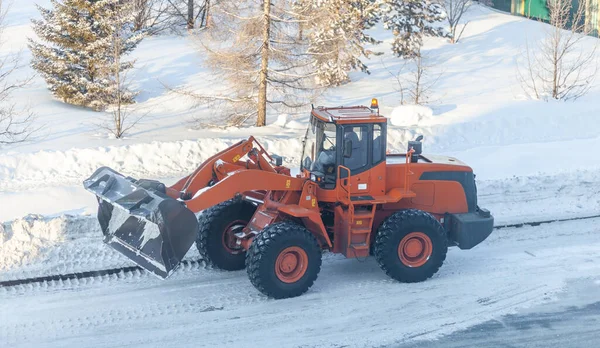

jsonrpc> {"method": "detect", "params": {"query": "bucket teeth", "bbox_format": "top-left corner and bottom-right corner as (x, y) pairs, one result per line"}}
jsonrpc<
(84, 167), (198, 279)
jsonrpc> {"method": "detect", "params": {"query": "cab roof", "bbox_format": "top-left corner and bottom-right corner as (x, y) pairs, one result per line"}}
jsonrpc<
(311, 106), (387, 124)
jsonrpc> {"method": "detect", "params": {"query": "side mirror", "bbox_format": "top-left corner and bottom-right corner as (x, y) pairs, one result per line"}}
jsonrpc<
(343, 139), (353, 158)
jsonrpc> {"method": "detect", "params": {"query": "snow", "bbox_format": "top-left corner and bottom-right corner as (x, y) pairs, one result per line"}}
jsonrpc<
(1, 2), (600, 346)
(137, 219), (161, 249)
(2, 217), (600, 347)
(106, 207), (131, 235)
(0, 215), (69, 272)
(389, 105), (434, 126)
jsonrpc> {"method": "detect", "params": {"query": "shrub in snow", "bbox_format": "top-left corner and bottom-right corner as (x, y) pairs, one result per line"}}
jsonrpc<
(516, 0), (598, 101)
(29, 0), (144, 110)
(442, 0), (472, 44)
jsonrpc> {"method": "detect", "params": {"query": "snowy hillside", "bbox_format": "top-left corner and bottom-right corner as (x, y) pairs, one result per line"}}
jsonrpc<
(1, 2), (599, 221)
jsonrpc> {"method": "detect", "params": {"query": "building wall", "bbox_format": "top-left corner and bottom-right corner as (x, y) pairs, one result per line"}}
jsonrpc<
(505, 0), (599, 36)
(493, 0), (512, 12)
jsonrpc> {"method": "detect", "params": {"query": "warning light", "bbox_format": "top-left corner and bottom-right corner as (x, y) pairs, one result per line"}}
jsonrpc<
(371, 98), (379, 109)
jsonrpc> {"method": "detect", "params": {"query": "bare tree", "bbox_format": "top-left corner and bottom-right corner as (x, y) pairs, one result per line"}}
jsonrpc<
(132, 0), (173, 34)
(164, 0), (211, 30)
(181, 0), (320, 127)
(0, 0), (35, 145)
(407, 53), (443, 105)
(517, 0), (598, 101)
(382, 59), (408, 105)
(442, 0), (471, 44)
(383, 45), (442, 105)
(102, 3), (144, 139)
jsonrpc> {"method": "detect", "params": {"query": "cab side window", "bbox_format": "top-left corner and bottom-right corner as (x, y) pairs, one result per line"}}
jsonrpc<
(343, 126), (368, 172)
(373, 124), (383, 164)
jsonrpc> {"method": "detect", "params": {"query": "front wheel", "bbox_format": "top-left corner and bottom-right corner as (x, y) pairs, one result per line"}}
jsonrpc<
(196, 198), (256, 271)
(374, 209), (448, 283)
(246, 222), (322, 299)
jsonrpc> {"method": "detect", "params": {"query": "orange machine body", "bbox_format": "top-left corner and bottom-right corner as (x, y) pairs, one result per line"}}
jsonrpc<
(167, 105), (490, 259)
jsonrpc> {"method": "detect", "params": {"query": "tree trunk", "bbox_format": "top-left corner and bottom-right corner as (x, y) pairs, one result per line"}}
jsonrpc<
(114, 19), (123, 138)
(187, 0), (194, 29)
(205, 0), (211, 28)
(256, 0), (271, 127)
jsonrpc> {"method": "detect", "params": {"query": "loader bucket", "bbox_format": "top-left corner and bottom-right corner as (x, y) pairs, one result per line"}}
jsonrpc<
(83, 167), (198, 279)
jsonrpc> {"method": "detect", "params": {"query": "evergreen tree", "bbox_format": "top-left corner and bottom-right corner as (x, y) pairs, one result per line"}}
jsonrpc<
(382, 0), (447, 58)
(303, 0), (381, 86)
(29, 0), (143, 110)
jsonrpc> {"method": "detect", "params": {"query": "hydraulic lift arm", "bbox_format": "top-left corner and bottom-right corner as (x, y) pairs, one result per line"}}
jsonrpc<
(165, 136), (281, 200)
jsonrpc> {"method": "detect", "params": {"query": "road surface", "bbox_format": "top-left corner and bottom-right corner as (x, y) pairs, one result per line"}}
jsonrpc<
(400, 278), (600, 348)
(2, 218), (600, 348)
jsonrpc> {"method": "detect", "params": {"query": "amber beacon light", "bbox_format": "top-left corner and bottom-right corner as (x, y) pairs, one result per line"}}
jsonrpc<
(371, 98), (379, 109)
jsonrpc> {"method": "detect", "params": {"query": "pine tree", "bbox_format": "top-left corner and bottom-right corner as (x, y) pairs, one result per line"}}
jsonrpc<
(382, 0), (447, 58)
(29, 0), (143, 110)
(302, 0), (381, 86)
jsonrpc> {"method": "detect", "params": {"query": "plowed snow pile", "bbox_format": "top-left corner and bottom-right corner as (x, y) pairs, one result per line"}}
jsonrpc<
(0, 214), (204, 282)
(1, 216), (67, 271)
(0, 216), (102, 278)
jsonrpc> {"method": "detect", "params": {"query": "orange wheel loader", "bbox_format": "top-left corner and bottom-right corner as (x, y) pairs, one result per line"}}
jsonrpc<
(83, 101), (494, 299)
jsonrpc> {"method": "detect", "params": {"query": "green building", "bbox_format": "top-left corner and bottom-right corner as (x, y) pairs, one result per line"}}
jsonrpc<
(491, 0), (600, 36)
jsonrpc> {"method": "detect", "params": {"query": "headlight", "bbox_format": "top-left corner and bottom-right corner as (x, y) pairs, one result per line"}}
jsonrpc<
(310, 173), (316, 182)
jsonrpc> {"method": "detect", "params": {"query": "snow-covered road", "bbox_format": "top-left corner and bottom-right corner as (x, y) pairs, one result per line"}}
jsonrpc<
(2, 167), (600, 282)
(401, 277), (600, 348)
(2, 217), (600, 348)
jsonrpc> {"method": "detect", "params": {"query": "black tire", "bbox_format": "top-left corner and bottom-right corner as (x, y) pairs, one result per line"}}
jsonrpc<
(374, 209), (447, 283)
(246, 222), (322, 299)
(196, 198), (256, 271)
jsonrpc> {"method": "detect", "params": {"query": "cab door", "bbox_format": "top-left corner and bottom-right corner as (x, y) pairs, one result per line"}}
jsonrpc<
(340, 123), (386, 198)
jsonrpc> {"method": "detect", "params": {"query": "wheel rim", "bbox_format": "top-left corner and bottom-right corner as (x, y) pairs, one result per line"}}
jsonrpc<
(275, 246), (308, 283)
(221, 220), (247, 254)
(398, 232), (433, 268)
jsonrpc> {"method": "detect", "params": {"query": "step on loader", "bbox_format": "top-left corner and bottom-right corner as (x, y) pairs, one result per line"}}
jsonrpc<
(84, 99), (494, 299)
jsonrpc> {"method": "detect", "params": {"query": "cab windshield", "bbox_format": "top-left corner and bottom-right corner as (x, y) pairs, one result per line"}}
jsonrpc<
(301, 117), (337, 175)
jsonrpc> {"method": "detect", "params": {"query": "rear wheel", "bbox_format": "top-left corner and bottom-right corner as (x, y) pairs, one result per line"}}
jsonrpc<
(374, 209), (447, 283)
(196, 198), (256, 271)
(246, 222), (322, 299)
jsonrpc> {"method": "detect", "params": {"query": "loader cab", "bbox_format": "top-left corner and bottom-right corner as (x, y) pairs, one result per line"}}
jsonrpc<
(301, 105), (387, 192)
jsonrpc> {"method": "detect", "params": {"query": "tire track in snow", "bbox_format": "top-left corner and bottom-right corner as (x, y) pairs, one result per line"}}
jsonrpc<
(3, 213), (600, 289)
(2, 218), (600, 348)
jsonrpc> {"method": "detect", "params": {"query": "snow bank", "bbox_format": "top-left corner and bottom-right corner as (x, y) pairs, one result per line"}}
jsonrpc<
(388, 105), (434, 126)
(4, 96), (599, 194)
(0, 136), (305, 192)
(0, 213), (203, 282)
(0, 215), (96, 272)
